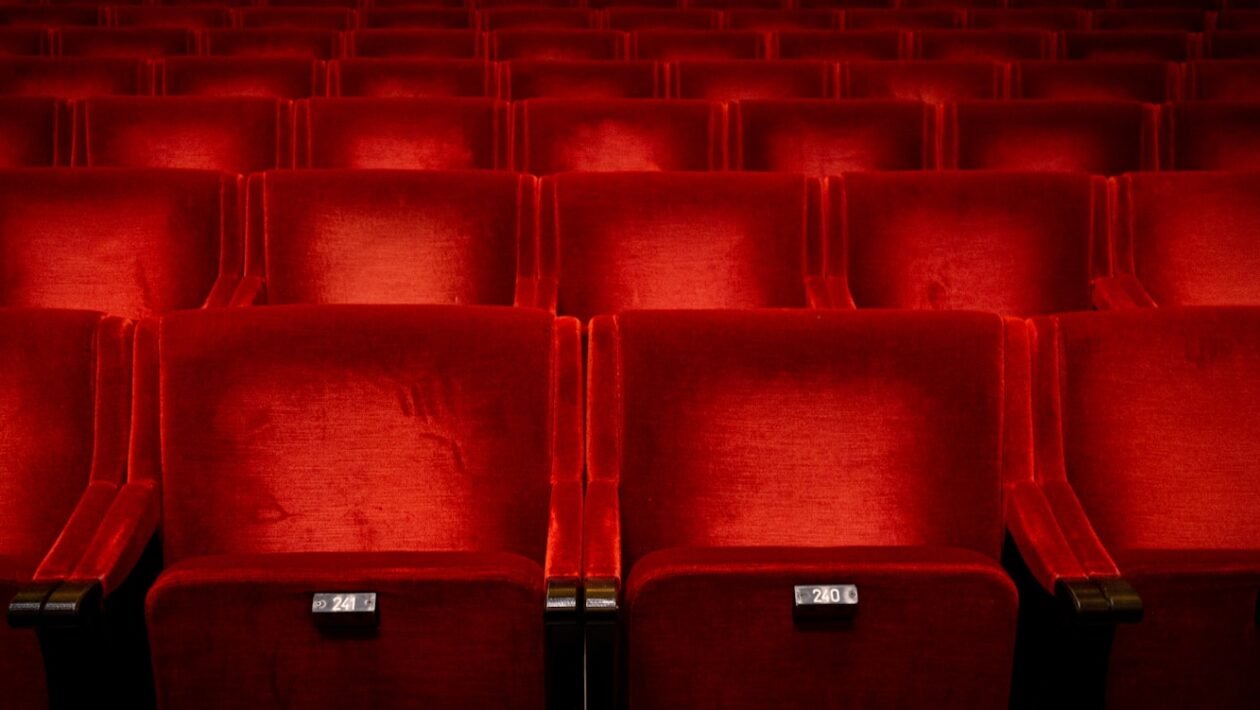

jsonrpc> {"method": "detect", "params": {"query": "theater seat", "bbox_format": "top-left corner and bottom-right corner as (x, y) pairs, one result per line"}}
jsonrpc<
(232, 8), (357, 31)
(0, 309), (133, 710)
(724, 9), (840, 30)
(0, 6), (101, 29)
(1099, 172), (1260, 307)
(1214, 11), (1260, 29)
(0, 169), (241, 316)
(156, 57), (323, 98)
(489, 29), (627, 60)
(773, 30), (908, 60)
(730, 99), (936, 173)
(1096, 9), (1208, 30)
(0, 97), (67, 167)
(1163, 101), (1260, 170)
(239, 170), (533, 306)
(499, 60), (663, 99)
(200, 29), (341, 59)
(0, 58), (147, 98)
(513, 99), (724, 173)
(603, 9), (721, 31)
(1204, 31), (1260, 59)
(74, 97), (291, 173)
(669, 60), (837, 100)
(630, 30), (766, 60)
(1011, 60), (1182, 101)
(331, 58), (497, 98)
(584, 309), (1022, 709)
(295, 98), (510, 169)
(841, 61), (1007, 101)
(54, 28), (196, 58)
(346, 30), (481, 59)
(912, 29), (1055, 60)
(845, 8), (964, 29)
(60, 305), (581, 709)
(358, 9), (474, 29)
(107, 6), (230, 30)
(0, 28), (47, 57)
(479, 8), (596, 30)
(942, 100), (1159, 173)
(538, 172), (823, 318)
(967, 8), (1088, 30)
(1018, 307), (1260, 709)
(1185, 60), (1260, 100)
(1060, 30), (1199, 61)
(825, 171), (1105, 315)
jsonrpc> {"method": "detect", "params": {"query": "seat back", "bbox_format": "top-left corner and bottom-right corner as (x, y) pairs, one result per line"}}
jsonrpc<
(156, 57), (323, 98)
(0, 96), (68, 167)
(1163, 101), (1260, 170)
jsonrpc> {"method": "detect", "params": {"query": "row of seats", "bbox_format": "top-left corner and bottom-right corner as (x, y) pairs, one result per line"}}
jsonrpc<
(3, 0), (1258, 9)
(3, 304), (1256, 708)
(1, 26), (1256, 59)
(3, 96), (1255, 172)
(0, 168), (1253, 319)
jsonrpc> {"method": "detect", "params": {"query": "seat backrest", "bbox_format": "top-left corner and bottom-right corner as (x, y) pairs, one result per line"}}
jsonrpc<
(967, 9), (1087, 30)
(0, 96), (68, 167)
(157, 57), (323, 98)
(603, 9), (721, 31)
(331, 58), (497, 97)
(489, 28), (627, 60)
(232, 8), (356, 31)
(346, 29), (481, 58)
(499, 59), (663, 99)
(670, 60), (837, 100)
(54, 28), (196, 58)
(358, 8), (475, 29)
(845, 8), (964, 29)
(107, 6), (231, 30)
(842, 60), (1007, 101)
(0, 58), (147, 98)
(1163, 101), (1260, 170)
(0, 28), (48, 57)
(726, 9), (840, 30)
(1205, 31), (1260, 59)
(774, 30), (907, 60)
(200, 29), (341, 59)
(479, 7), (596, 30)
(1186, 60), (1260, 100)
(0, 6), (101, 29)
(630, 30), (766, 60)
(913, 29), (1055, 61)
(1059, 30), (1197, 61)
(1011, 60), (1181, 101)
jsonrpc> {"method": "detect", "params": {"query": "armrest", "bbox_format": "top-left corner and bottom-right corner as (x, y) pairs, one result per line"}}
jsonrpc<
(226, 274), (264, 307)
(203, 274), (241, 309)
(544, 479), (582, 618)
(1092, 275), (1156, 310)
(582, 478), (620, 616)
(30, 481), (120, 583)
(69, 482), (160, 597)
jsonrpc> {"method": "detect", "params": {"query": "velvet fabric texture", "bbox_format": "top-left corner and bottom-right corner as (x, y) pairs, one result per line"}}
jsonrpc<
(631, 30), (767, 59)
(586, 310), (1023, 708)
(0, 29), (47, 57)
(201, 29), (342, 59)
(774, 30), (909, 60)
(55, 28), (196, 58)
(499, 60), (665, 99)
(913, 29), (1055, 60)
(1185, 60), (1260, 100)
(346, 30), (482, 59)
(513, 99), (724, 173)
(670, 60), (837, 100)
(1206, 31), (1260, 59)
(1011, 60), (1182, 101)
(1059, 30), (1198, 61)
(0, 6), (100, 27)
(234, 8), (357, 30)
(0, 58), (148, 98)
(489, 29), (628, 60)
(539, 172), (822, 318)
(604, 9), (721, 31)
(108, 7), (231, 30)
(481, 8), (597, 30)
(295, 97), (509, 169)
(1029, 308), (1260, 709)
(730, 99), (936, 172)
(157, 57), (324, 99)
(74, 97), (292, 172)
(1093, 9), (1207, 30)
(358, 9), (475, 29)
(1163, 101), (1260, 170)
(841, 60), (1007, 102)
(968, 9), (1087, 30)
(726, 9), (840, 30)
(0, 96), (68, 167)
(827, 171), (1106, 315)
(242, 170), (531, 306)
(846, 8), (964, 29)
(0, 169), (241, 316)
(330, 58), (497, 97)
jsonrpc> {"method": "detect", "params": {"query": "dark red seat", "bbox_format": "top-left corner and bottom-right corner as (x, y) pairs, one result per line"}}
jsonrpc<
(489, 29), (627, 60)
(1059, 30), (1199, 61)
(602, 9), (720, 31)
(479, 8), (597, 30)
(0, 58), (148, 98)
(1185, 60), (1260, 100)
(54, 28), (196, 58)
(0, 96), (68, 167)
(1011, 60), (1182, 101)
(631, 30), (767, 60)
(499, 59), (663, 99)
(845, 8), (964, 29)
(330, 58), (497, 98)
(156, 57), (323, 98)
(1163, 101), (1260, 169)
(967, 8), (1087, 29)
(1093, 9), (1209, 30)
(357, 9), (474, 29)
(0, 28), (48, 57)
(345, 29), (481, 59)
(232, 8), (357, 31)
(669, 60), (837, 100)
(200, 29), (341, 59)
(1205, 31), (1260, 59)
(912, 29), (1055, 60)
(724, 9), (840, 30)
(842, 60), (1007, 101)
(0, 6), (101, 29)
(106, 6), (230, 30)
(773, 30), (907, 60)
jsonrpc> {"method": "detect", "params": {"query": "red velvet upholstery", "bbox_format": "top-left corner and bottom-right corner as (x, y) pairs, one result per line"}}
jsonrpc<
(1185, 60), (1260, 100)
(1060, 30), (1199, 61)
(358, 9), (475, 29)
(730, 99), (936, 172)
(538, 172), (823, 318)
(1107, 172), (1260, 307)
(241, 170), (532, 306)
(0, 169), (241, 316)
(54, 28), (196, 57)
(1163, 101), (1260, 169)
(845, 8), (964, 29)
(331, 58), (497, 97)
(725, 9), (840, 29)
(587, 310), (1023, 708)
(156, 57), (323, 98)
(967, 8), (1087, 29)
(630, 30), (767, 60)
(74, 96), (291, 172)
(201, 29), (341, 59)
(500, 59), (663, 99)
(773, 30), (908, 60)
(480, 8), (596, 29)
(669, 60), (837, 99)
(913, 29), (1054, 60)
(0, 96), (68, 167)
(603, 9), (721, 30)
(942, 100), (1159, 173)
(691, 0), (788, 8)
(827, 171), (1106, 315)
(842, 60), (1007, 101)
(295, 97), (509, 169)
(489, 28), (627, 60)
(1094, 9), (1208, 30)
(107, 6), (230, 29)
(1011, 60), (1182, 101)
(1205, 31), (1260, 59)
(0, 58), (148, 98)
(0, 28), (47, 57)
(1028, 308), (1260, 709)
(796, 0), (897, 7)
(1009, 0), (1105, 8)
(0, 6), (100, 28)
(345, 29), (481, 58)
(513, 99), (724, 173)
(233, 8), (356, 31)
(1215, 10), (1260, 29)
(0, 308), (133, 710)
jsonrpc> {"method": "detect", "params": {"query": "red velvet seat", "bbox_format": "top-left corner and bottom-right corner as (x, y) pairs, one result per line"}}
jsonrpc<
(479, 8), (596, 30)
(489, 29), (628, 60)
(912, 29), (1055, 60)
(200, 29), (341, 59)
(1008, 0), (1106, 7)
(232, 8), (357, 31)
(0, 96), (68, 167)
(796, 0), (896, 7)
(724, 9), (840, 30)
(346, 29), (481, 58)
(499, 59), (663, 99)
(730, 99), (936, 173)
(1011, 60), (1182, 101)
(156, 57), (323, 98)
(584, 309), (1023, 709)
(1059, 30), (1199, 61)
(538, 172), (823, 318)
(1214, 10), (1260, 28)
(513, 99), (724, 173)
(1018, 307), (1260, 709)
(1100, 172), (1260, 307)
(106, 6), (230, 30)
(0, 58), (148, 97)
(0, 6), (101, 29)
(1205, 31), (1260, 59)
(0, 28), (48, 57)
(73, 97), (291, 173)
(942, 100), (1159, 173)
(1163, 101), (1260, 169)
(331, 58), (497, 97)
(825, 171), (1106, 315)
(358, 9), (474, 29)
(295, 98), (510, 169)
(0, 169), (241, 316)
(267, 0), (359, 8)
(690, 0), (787, 8)
(773, 30), (907, 60)
(630, 30), (767, 60)
(64, 305), (581, 709)
(372, 0), (465, 8)
(1185, 60), (1260, 100)
(669, 60), (837, 100)
(967, 8), (1087, 29)
(0, 309), (133, 710)
(841, 60), (1007, 101)
(1093, 9), (1209, 30)
(602, 9), (720, 31)
(845, 8), (964, 29)
(54, 28), (196, 58)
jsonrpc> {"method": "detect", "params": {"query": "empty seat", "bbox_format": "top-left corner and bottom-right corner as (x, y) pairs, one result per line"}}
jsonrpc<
(1163, 101), (1260, 170)
(1185, 60), (1260, 99)
(773, 30), (907, 60)
(67, 305), (580, 709)
(0, 169), (241, 315)
(54, 28), (195, 58)
(1011, 60), (1181, 101)
(476, 0), (580, 7)
(233, 8), (356, 31)
(967, 8), (1087, 29)
(1060, 31), (1199, 61)
(0, 58), (147, 97)
(0, 97), (67, 167)
(689, 0), (788, 8)
(331, 58), (497, 97)
(602, 9), (720, 31)
(1213, 10), (1260, 29)
(912, 29), (1054, 60)
(489, 29), (627, 60)
(630, 30), (766, 60)
(372, 0), (466, 7)
(499, 59), (663, 99)
(586, 0), (681, 7)
(670, 60), (837, 100)
(513, 99), (724, 174)
(0, 6), (101, 28)
(1007, 0), (1105, 6)
(1205, 31), (1260, 59)
(845, 9), (964, 29)
(358, 9), (474, 29)
(539, 172), (822, 318)
(479, 8), (596, 30)
(200, 29), (341, 59)
(943, 100), (1159, 173)
(724, 9), (840, 30)
(1093, 9), (1208, 30)
(796, 0), (898, 7)
(585, 309), (1022, 708)
(842, 61), (1007, 102)
(346, 30), (481, 59)
(0, 28), (48, 57)
(107, 6), (230, 29)
(74, 97), (291, 173)
(156, 57), (323, 98)
(826, 171), (1105, 314)
(295, 98), (510, 169)
(731, 99), (936, 173)
(0, 309), (133, 710)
